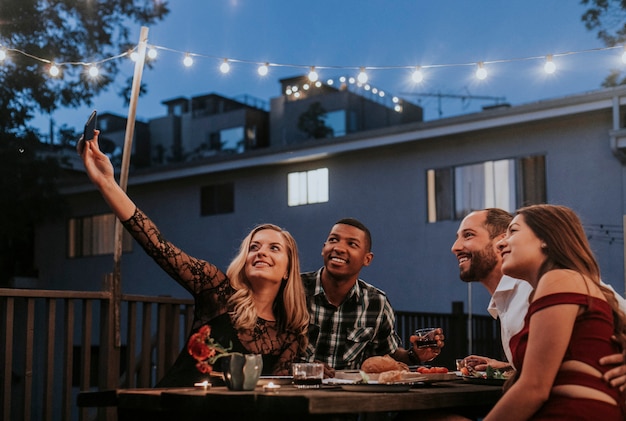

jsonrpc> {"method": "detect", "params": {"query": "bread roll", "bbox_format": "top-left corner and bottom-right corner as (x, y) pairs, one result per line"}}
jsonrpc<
(377, 370), (406, 384)
(361, 355), (408, 373)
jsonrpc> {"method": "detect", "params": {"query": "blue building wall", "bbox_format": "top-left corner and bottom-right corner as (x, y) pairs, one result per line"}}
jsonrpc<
(35, 87), (626, 317)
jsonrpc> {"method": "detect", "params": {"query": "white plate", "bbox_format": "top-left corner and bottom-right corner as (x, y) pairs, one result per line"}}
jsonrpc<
(413, 372), (458, 382)
(339, 383), (412, 392)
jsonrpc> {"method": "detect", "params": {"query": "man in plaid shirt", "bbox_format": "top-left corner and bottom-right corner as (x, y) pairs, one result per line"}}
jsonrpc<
(302, 218), (443, 374)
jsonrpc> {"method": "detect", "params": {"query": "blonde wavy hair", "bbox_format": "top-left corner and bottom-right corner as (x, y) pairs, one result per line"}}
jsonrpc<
(226, 223), (309, 351)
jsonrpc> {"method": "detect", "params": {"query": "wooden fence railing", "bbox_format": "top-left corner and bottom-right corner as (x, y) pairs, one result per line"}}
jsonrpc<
(0, 289), (500, 421)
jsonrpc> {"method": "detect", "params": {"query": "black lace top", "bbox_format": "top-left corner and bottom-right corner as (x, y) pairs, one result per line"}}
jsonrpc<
(122, 208), (301, 385)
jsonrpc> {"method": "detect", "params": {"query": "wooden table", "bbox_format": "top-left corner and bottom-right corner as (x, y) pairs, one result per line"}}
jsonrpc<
(78, 380), (502, 420)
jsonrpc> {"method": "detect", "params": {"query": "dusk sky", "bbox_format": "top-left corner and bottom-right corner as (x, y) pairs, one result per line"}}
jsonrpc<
(35, 1), (622, 134)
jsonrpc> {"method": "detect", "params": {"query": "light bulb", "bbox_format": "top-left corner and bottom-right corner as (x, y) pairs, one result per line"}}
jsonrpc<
(357, 67), (368, 84)
(258, 63), (269, 76)
(49, 64), (60, 77)
(411, 67), (424, 83)
(130, 51), (139, 62)
(544, 55), (556, 74)
(147, 47), (157, 60)
(183, 54), (193, 67)
(476, 62), (487, 80)
(220, 59), (230, 74)
(308, 66), (318, 82)
(0, 49), (6, 61)
(88, 65), (99, 77)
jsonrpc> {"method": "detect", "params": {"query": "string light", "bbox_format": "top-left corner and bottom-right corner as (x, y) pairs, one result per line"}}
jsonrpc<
(308, 66), (318, 82)
(3, 41), (626, 107)
(357, 67), (368, 84)
(475, 62), (487, 80)
(183, 53), (193, 67)
(411, 66), (424, 83)
(219, 58), (230, 74)
(257, 62), (269, 76)
(49, 63), (60, 77)
(544, 54), (556, 74)
(88, 65), (99, 78)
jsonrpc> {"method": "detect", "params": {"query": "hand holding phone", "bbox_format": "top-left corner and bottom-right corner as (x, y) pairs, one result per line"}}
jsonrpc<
(77, 110), (97, 155)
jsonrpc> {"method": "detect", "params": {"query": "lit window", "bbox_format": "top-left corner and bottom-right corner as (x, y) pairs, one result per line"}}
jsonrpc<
(67, 214), (133, 257)
(288, 168), (329, 206)
(427, 155), (545, 222)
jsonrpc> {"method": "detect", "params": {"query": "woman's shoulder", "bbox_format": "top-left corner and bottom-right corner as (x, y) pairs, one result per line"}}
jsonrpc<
(535, 269), (587, 296)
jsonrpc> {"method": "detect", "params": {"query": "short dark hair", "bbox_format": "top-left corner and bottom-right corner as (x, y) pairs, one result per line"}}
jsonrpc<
(335, 217), (372, 252)
(483, 208), (513, 239)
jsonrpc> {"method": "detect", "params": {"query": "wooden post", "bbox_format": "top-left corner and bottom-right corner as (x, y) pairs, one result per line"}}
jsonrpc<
(111, 26), (149, 347)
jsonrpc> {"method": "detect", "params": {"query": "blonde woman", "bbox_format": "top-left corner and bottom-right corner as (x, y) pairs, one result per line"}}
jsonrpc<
(80, 131), (308, 386)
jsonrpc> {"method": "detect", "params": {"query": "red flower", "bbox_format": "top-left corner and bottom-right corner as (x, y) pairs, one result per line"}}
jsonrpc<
(187, 324), (231, 374)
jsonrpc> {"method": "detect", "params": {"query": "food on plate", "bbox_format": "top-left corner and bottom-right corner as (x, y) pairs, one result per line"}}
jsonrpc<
(416, 366), (449, 374)
(361, 355), (409, 373)
(464, 365), (514, 379)
(377, 370), (407, 384)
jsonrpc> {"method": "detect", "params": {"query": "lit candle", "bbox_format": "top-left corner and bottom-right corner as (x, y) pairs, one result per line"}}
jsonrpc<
(194, 380), (210, 390)
(263, 382), (281, 393)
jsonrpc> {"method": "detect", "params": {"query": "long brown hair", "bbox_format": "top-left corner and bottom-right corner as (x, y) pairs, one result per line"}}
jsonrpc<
(226, 224), (309, 351)
(517, 204), (626, 355)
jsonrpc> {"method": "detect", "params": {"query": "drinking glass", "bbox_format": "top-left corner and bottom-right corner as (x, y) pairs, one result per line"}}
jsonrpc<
(413, 327), (441, 349)
(292, 363), (324, 389)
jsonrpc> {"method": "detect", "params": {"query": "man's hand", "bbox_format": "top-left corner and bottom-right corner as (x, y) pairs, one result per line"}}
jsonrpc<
(600, 353), (626, 392)
(462, 355), (509, 372)
(410, 328), (445, 363)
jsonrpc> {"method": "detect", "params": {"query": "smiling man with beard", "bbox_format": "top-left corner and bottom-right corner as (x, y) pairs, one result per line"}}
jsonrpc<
(452, 208), (626, 391)
(452, 208), (532, 368)
(301, 218), (443, 373)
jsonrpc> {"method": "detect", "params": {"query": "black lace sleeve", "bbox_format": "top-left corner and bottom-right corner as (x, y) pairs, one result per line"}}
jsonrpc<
(121, 208), (229, 299)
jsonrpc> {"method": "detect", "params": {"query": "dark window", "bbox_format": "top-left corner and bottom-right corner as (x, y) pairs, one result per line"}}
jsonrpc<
(67, 214), (133, 258)
(427, 155), (546, 222)
(201, 183), (235, 216)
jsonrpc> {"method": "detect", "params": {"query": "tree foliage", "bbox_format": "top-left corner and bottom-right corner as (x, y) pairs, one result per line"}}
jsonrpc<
(0, 1), (169, 285)
(581, 0), (626, 86)
(297, 102), (334, 139)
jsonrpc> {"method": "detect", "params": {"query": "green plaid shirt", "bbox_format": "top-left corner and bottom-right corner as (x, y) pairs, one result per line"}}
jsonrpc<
(301, 269), (401, 370)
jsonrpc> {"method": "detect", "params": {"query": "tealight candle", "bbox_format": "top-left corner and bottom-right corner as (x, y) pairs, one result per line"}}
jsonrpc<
(263, 382), (281, 393)
(194, 380), (211, 390)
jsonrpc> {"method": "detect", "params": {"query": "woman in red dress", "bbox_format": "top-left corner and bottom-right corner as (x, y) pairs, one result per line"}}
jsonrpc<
(485, 204), (626, 420)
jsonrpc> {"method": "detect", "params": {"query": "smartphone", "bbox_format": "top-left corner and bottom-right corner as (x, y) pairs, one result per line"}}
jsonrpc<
(77, 110), (97, 155)
(83, 110), (97, 141)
